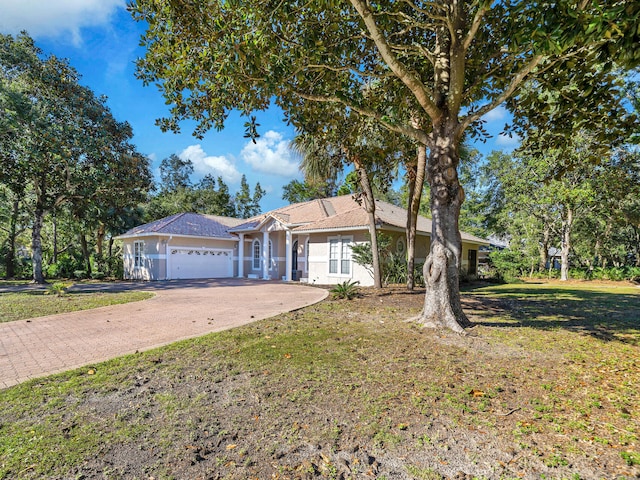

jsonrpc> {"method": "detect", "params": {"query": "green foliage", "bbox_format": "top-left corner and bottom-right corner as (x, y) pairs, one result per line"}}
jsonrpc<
(329, 280), (360, 300)
(45, 282), (72, 297)
(352, 233), (424, 286)
(282, 179), (335, 204)
(46, 254), (83, 279)
(130, 0), (640, 326)
(0, 32), (152, 283)
(159, 154), (193, 193)
(621, 451), (640, 466)
(488, 249), (530, 283)
(73, 270), (88, 280)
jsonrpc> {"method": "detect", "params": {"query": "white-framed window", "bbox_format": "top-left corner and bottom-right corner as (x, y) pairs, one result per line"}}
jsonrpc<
(252, 239), (261, 269)
(134, 241), (144, 268)
(328, 236), (352, 275)
(396, 237), (406, 255)
(268, 240), (273, 267)
(304, 238), (310, 273)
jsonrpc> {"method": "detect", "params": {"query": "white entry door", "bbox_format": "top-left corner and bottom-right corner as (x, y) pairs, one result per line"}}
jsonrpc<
(169, 248), (233, 279)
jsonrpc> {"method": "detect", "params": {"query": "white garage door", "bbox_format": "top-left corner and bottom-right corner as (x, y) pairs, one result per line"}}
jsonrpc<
(169, 248), (233, 279)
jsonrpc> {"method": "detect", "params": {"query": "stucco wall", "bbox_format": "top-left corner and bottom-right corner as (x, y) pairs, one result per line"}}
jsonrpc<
(121, 236), (165, 281)
(305, 231), (374, 286)
(122, 235), (237, 281)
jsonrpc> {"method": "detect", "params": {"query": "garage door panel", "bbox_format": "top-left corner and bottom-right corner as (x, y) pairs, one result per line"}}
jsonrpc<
(169, 248), (232, 279)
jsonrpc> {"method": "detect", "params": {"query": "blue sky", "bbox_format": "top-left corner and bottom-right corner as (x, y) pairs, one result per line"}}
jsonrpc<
(0, 1), (519, 212)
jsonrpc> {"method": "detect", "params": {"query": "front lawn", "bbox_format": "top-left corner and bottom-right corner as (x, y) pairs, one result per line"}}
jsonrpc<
(0, 290), (155, 323)
(0, 282), (638, 479)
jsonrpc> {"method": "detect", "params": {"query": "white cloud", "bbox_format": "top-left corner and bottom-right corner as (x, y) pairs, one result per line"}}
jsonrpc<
(482, 105), (508, 123)
(241, 130), (300, 177)
(179, 145), (242, 184)
(495, 132), (521, 148)
(0, 0), (125, 45)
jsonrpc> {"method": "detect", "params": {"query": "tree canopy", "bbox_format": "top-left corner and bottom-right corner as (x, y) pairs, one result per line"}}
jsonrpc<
(0, 32), (152, 281)
(131, 0), (640, 331)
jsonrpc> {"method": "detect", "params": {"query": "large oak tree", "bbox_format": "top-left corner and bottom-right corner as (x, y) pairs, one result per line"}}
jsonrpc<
(131, 0), (639, 332)
(1, 33), (152, 282)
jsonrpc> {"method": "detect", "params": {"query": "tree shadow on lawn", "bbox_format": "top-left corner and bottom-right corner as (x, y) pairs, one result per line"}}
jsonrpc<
(462, 286), (640, 345)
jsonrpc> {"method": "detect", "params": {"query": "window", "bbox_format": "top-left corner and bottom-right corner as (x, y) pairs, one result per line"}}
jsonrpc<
(396, 237), (406, 255)
(134, 241), (144, 268)
(329, 236), (352, 275)
(305, 238), (310, 272)
(252, 239), (261, 270)
(268, 240), (273, 267)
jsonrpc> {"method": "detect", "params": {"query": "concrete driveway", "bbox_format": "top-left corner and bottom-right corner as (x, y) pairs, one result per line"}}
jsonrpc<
(0, 279), (328, 389)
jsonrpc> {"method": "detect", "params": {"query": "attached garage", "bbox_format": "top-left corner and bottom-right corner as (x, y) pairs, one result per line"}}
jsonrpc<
(117, 213), (243, 281)
(168, 247), (233, 279)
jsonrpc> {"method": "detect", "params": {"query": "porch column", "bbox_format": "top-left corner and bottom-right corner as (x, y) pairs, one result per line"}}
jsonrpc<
(237, 233), (244, 278)
(285, 230), (292, 282)
(262, 230), (270, 280)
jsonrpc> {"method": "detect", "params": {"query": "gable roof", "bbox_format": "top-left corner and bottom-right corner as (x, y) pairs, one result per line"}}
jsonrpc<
(117, 213), (240, 240)
(231, 195), (487, 245)
(118, 196), (488, 245)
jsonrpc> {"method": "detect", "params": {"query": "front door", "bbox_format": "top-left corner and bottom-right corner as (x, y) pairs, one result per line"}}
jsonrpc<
(468, 249), (477, 275)
(292, 240), (298, 271)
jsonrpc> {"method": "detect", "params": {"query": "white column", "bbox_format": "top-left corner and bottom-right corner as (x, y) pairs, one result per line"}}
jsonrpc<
(165, 240), (171, 280)
(237, 233), (244, 278)
(285, 230), (292, 282)
(262, 230), (269, 280)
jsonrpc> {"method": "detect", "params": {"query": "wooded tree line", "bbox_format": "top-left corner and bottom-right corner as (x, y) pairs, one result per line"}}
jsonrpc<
(0, 33), (265, 282)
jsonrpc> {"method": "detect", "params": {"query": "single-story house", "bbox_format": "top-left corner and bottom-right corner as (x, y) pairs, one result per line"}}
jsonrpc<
(116, 195), (488, 286)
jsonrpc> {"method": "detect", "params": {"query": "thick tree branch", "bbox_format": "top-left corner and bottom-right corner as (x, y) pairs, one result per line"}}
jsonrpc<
(463, 5), (488, 52)
(294, 90), (429, 144)
(349, 0), (439, 121)
(459, 54), (545, 133)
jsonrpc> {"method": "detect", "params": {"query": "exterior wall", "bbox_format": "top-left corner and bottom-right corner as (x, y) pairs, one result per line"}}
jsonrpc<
(122, 236), (165, 281)
(122, 235), (237, 281)
(386, 231), (430, 263)
(461, 242), (480, 275)
(305, 231), (373, 286)
(240, 229), (304, 280)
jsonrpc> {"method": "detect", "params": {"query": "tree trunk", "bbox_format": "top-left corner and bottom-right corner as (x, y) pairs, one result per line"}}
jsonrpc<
(354, 157), (382, 289)
(634, 227), (640, 267)
(414, 125), (469, 333)
(539, 224), (550, 271)
(560, 207), (573, 281)
(31, 204), (46, 284)
(52, 211), (58, 264)
(96, 223), (105, 257)
(5, 198), (20, 279)
(80, 233), (92, 276)
(406, 144), (427, 290)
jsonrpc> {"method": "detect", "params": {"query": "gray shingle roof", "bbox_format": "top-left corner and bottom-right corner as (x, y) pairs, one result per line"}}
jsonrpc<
(120, 213), (237, 239)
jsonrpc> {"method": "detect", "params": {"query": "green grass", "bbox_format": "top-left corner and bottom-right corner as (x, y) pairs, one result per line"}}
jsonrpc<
(0, 282), (638, 478)
(464, 282), (640, 345)
(0, 291), (155, 322)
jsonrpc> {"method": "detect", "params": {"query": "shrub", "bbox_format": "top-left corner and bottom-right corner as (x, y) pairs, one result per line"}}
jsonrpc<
(91, 271), (106, 280)
(45, 282), (73, 297)
(384, 252), (408, 285)
(488, 248), (529, 282)
(330, 280), (360, 300)
(73, 270), (88, 279)
(46, 255), (83, 279)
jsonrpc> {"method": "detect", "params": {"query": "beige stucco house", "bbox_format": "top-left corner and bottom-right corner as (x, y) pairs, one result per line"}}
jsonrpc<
(117, 195), (488, 286)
